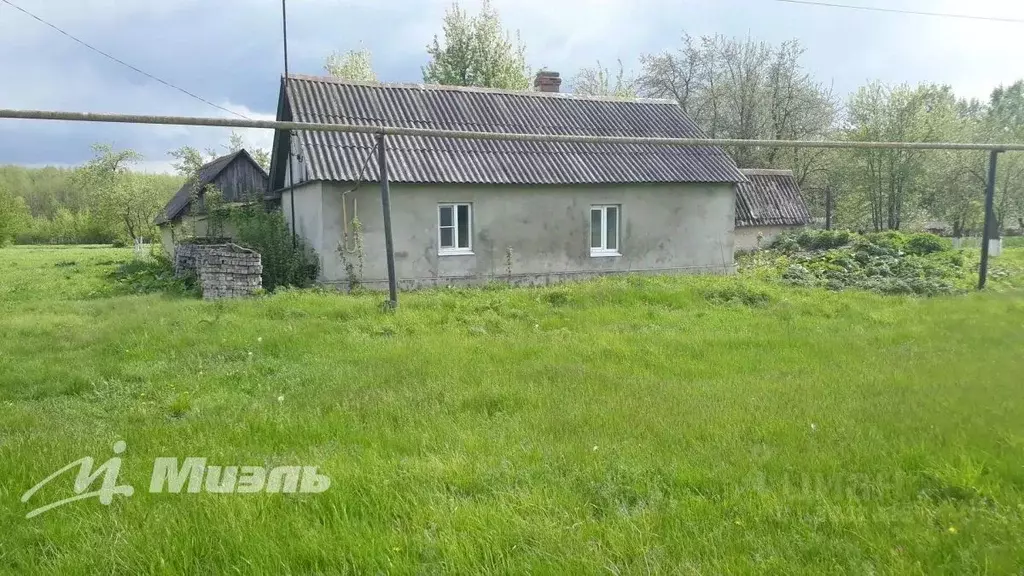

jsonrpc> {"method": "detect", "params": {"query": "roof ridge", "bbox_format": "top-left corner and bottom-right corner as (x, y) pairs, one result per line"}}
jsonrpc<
(283, 73), (678, 105)
(740, 168), (795, 176)
(197, 149), (242, 171)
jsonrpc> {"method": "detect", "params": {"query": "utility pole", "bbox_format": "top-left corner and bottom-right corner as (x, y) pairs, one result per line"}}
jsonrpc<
(282, 0), (296, 247)
(378, 134), (398, 308)
(979, 149), (1002, 290)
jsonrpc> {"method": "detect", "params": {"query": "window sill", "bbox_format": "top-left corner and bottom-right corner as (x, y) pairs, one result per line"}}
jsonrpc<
(439, 250), (475, 257)
(590, 250), (621, 258)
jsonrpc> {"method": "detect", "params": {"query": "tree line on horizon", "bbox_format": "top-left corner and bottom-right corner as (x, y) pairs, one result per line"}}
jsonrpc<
(0, 133), (269, 246)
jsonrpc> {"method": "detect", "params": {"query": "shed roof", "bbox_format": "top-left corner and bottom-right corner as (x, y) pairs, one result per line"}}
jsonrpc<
(155, 149), (267, 225)
(735, 169), (812, 228)
(270, 75), (745, 190)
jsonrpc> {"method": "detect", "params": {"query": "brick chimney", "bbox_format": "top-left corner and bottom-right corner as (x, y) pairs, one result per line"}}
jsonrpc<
(534, 70), (561, 93)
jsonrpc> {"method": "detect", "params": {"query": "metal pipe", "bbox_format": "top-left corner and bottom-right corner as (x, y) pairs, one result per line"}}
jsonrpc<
(281, 0), (296, 247)
(378, 133), (398, 308)
(4, 108), (1024, 152)
(979, 149), (1001, 290)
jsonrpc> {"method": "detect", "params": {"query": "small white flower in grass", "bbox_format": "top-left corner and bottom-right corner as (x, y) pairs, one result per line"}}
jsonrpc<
(278, 395), (285, 403)
(810, 423), (818, 432)
(592, 445), (598, 451)
(257, 337), (263, 343)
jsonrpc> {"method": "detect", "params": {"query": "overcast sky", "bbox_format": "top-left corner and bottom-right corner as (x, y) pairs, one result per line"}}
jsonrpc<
(1, 0), (1022, 173)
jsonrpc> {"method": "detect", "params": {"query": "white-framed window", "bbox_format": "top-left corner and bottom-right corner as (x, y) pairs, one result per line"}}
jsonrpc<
(590, 205), (620, 256)
(438, 203), (472, 255)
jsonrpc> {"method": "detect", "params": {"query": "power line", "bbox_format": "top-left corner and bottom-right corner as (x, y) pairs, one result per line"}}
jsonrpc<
(0, 0), (251, 119)
(773, 0), (1024, 23)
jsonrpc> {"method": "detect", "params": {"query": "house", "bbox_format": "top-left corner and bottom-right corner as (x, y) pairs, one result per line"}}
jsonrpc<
(734, 169), (812, 251)
(155, 149), (269, 256)
(267, 72), (747, 289)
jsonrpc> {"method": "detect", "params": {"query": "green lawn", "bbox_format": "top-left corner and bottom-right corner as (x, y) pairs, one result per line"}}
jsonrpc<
(2, 245), (1024, 574)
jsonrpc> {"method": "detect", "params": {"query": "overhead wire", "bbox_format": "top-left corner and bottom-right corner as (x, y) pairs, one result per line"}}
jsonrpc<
(773, 0), (1024, 24)
(0, 0), (251, 119)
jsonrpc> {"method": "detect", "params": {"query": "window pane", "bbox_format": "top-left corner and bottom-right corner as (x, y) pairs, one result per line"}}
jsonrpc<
(606, 206), (618, 251)
(439, 205), (453, 227)
(440, 227), (454, 248)
(457, 205), (470, 248)
(591, 208), (602, 248)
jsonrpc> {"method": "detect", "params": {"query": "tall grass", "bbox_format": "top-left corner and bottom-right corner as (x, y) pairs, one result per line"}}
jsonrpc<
(1, 246), (1024, 573)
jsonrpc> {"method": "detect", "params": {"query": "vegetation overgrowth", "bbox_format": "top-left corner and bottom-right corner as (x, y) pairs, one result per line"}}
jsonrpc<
(739, 229), (1024, 296)
(2, 245), (1024, 573)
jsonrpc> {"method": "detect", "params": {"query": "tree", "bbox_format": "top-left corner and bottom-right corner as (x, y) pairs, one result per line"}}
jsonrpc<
(325, 48), (376, 82)
(226, 131), (270, 171)
(423, 0), (530, 90)
(0, 182), (29, 246)
(169, 130), (270, 176)
(169, 145), (208, 178)
(78, 144), (164, 241)
(984, 81), (1024, 232)
(571, 60), (637, 98)
(637, 33), (838, 177)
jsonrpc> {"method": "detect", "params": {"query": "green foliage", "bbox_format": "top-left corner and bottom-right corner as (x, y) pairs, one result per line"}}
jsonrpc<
(324, 48), (377, 82)
(0, 161), (180, 245)
(905, 233), (952, 256)
(337, 214), (366, 291)
(863, 230), (909, 252)
(792, 229), (854, 250)
(111, 254), (198, 297)
(750, 230), (967, 296)
(423, 0), (530, 89)
(0, 183), (29, 246)
(77, 143), (167, 242)
(702, 284), (775, 307)
(229, 205), (319, 291)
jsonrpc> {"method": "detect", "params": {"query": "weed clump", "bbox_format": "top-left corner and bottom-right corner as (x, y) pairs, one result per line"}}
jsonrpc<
(750, 230), (965, 297)
(111, 254), (199, 297)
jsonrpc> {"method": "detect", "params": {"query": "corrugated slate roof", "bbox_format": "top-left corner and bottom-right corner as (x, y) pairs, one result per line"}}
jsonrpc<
(155, 150), (264, 225)
(278, 75), (745, 186)
(735, 169), (812, 227)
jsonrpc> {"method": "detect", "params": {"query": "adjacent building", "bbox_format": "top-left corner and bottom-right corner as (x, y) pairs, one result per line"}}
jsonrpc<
(734, 169), (812, 251)
(155, 149), (268, 256)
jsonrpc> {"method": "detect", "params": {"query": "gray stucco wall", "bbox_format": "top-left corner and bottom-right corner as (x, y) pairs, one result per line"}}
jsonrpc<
(289, 181), (737, 289)
(734, 225), (799, 252)
(282, 183), (324, 270)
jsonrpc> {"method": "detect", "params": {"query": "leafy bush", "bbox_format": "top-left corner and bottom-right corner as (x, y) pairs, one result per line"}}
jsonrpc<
(905, 233), (952, 256)
(230, 205), (319, 291)
(740, 229), (969, 297)
(864, 231), (909, 252)
(769, 233), (800, 254)
(111, 254), (198, 296)
(795, 229), (854, 250)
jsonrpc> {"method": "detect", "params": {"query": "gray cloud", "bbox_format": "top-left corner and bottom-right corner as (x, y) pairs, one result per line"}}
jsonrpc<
(2, 0), (1023, 170)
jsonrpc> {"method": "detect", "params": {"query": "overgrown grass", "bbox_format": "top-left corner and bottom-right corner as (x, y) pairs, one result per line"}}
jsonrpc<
(2, 246), (1024, 573)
